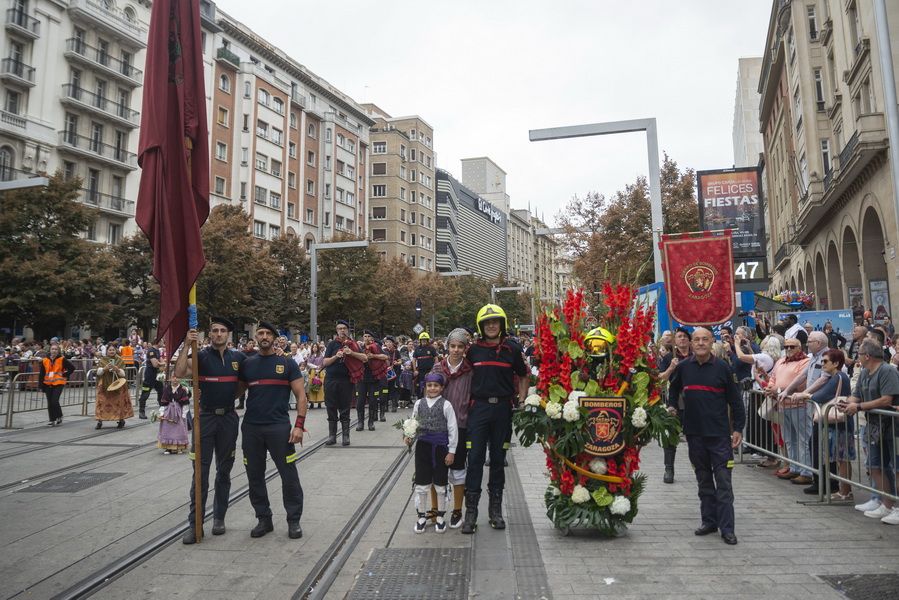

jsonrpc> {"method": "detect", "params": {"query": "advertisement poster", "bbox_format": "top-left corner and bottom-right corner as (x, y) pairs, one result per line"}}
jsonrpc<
(869, 280), (891, 324)
(697, 167), (765, 258)
(776, 309), (855, 340)
(848, 286), (864, 321)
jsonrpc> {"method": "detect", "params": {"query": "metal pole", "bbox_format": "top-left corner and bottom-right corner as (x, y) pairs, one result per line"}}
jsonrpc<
(310, 246), (318, 343)
(645, 119), (665, 284)
(874, 0), (899, 244)
(4, 375), (16, 429)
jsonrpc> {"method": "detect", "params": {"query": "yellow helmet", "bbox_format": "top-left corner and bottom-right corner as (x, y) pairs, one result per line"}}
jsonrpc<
(418, 331), (430, 341)
(585, 326), (616, 357)
(476, 304), (507, 337)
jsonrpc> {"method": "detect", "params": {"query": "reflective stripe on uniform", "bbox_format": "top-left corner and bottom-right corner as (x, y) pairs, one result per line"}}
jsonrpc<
(286, 452), (299, 464)
(466, 441), (472, 449)
(188, 452), (195, 460)
(726, 460), (734, 469)
(502, 442), (510, 450)
(243, 457), (248, 465)
(247, 379), (290, 387)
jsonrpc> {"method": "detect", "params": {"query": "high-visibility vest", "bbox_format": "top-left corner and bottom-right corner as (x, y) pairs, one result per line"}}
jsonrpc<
(120, 345), (134, 366)
(42, 357), (67, 386)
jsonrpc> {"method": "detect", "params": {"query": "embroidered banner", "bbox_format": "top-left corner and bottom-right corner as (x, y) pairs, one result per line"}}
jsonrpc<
(661, 231), (735, 326)
(580, 397), (627, 457)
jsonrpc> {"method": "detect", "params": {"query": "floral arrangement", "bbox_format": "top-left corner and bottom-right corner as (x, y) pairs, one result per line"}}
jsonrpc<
(308, 370), (323, 393)
(514, 285), (680, 536)
(394, 417), (419, 453)
(770, 290), (815, 309)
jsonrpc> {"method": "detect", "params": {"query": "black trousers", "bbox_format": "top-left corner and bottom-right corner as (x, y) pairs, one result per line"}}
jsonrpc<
(687, 435), (735, 534)
(44, 386), (64, 421)
(241, 421), (303, 522)
(138, 380), (164, 409)
(380, 379), (394, 413)
(325, 377), (353, 425)
(357, 380), (380, 424)
(810, 417), (837, 482)
(187, 410), (239, 524)
(464, 400), (512, 495)
(663, 409), (684, 468)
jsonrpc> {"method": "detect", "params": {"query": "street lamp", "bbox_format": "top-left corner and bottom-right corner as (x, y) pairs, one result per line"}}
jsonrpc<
(529, 118), (665, 284)
(0, 176), (49, 193)
(309, 240), (369, 342)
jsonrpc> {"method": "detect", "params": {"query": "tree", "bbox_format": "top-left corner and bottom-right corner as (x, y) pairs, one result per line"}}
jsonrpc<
(110, 233), (159, 337)
(255, 234), (311, 331)
(315, 234), (382, 333)
(0, 174), (122, 338)
(370, 258), (417, 336)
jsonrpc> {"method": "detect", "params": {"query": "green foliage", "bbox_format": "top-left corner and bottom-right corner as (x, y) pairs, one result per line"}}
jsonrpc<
(110, 233), (158, 336)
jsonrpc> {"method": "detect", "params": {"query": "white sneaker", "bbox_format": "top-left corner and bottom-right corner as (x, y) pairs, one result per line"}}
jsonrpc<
(864, 505), (891, 519)
(413, 516), (427, 534)
(855, 498), (881, 512)
(435, 517), (447, 533)
(881, 507), (899, 526)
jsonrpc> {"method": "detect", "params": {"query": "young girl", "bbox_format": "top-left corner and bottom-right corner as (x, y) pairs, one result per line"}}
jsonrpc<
(406, 372), (458, 533)
(157, 377), (191, 454)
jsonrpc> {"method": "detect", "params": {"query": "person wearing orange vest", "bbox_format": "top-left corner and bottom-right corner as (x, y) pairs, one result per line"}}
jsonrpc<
(120, 339), (135, 373)
(39, 344), (75, 426)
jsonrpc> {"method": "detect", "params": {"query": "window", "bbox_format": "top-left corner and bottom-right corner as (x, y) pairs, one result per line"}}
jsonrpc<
(270, 192), (281, 209)
(337, 133), (345, 147)
(271, 159), (282, 178)
(254, 186), (266, 205)
(217, 106), (229, 126)
(411, 149), (416, 161)
(90, 122), (104, 151)
(410, 170), (417, 182)
(219, 74), (230, 92)
(85, 222), (96, 241)
(346, 140), (355, 153)
(409, 129), (416, 140)
(324, 183), (331, 198)
(257, 89), (270, 105)
(799, 152), (809, 191)
(288, 172), (296, 188)
(372, 141), (386, 154)
(409, 255), (416, 267)
(244, 81), (251, 98)
(813, 69), (825, 110)
(400, 165), (407, 180)
(400, 187), (406, 200)
(214, 176), (225, 195)
(307, 150), (316, 166)
(287, 203), (295, 219)
(411, 190), (416, 203)
(372, 184), (386, 197)
(346, 191), (355, 206)
(325, 128), (333, 143)
(271, 128), (283, 145)
(335, 215), (344, 230)
(5, 90), (21, 115)
(426, 216), (432, 228)
(821, 139), (832, 175)
(97, 39), (109, 66)
(240, 182), (247, 200)
(400, 209), (406, 222)
(289, 142), (296, 158)
(793, 88), (802, 132)
(290, 112), (297, 129)
(400, 145), (406, 160)
(107, 223), (121, 245)
(63, 161), (76, 181)
(346, 165), (355, 179)
(306, 208), (314, 223)
(306, 179), (315, 195)
(254, 220), (265, 238)
(216, 142), (227, 161)
(372, 229), (386, 241)
(411, 212), (417, 225)
(324, 156), (331, 170)
(400, 230), (407, 243)
(270, 225), (280, 239)
(242, 114), (249, 131)
(788, 28), (796, 65)
(307, 123), (316, 138)
(241, 147), (248, 165)
(256, 120), (269, 137)
(848, 1), (861, 50)
(807, 5), (818, 40)
(335, 187), (344, 203)
(323, 211), (330, 227)
(273, 98), (284, 114)
(372, 206), (386, 219)
(255, 152), (267, 171)
(372, 163), (387, 175)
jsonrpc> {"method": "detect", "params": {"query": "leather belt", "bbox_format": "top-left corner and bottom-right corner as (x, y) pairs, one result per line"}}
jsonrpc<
(201, 407), (234, 416)
(474, 396), (512, 404)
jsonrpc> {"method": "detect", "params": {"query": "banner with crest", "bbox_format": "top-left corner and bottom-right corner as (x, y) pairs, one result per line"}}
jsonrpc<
(661, 230), (735, 326)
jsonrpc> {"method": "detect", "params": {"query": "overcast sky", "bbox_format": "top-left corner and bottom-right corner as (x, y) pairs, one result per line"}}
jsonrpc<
(214, 0), (772, 224)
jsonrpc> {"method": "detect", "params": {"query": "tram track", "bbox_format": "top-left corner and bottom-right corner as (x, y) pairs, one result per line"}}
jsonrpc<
(0, 419), (156, 460)
(45, 419), (411, 600)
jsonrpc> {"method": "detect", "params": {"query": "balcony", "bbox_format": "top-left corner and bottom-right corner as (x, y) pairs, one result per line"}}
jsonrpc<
(5, 9), (39, 39)
(60, 84), (140, 128)
(57, 131), (137, 170)
(795, 114), (889, 243)
(216, 46), (240, 68)
(774, 243), (791, 269)
(290, 90), (306, 107)
(199, 0), (221, 33)
(0, 109), (26, 131)
(843, 37), (870, 86)
(67, 0), (146, 48)
(0, 58), (35, 87)
(63, 38), (143, 86)
(820, 17), (833, 46)
(81, 189), (135, 217)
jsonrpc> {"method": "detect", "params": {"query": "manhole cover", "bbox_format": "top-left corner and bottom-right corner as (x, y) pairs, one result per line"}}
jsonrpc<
(348, 547), (469, 600)
(820, 574), (899, 600)
(16, 472), (125, 493)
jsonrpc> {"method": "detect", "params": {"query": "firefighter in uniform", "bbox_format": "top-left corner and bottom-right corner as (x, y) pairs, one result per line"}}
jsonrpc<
(461, 304), (529, 534)
(236, 321), (308, 539)
(175, 317), (245, 544)
(667, 327), (745, 545)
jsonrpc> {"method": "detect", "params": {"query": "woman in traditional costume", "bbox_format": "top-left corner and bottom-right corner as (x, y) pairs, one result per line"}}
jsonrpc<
(156, 378), (191, 454)
(95, 345), (134, 429)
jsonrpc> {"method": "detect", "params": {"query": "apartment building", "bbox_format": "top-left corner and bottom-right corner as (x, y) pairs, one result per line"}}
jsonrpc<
(205, 5), (373, 248)
(361, 104), (436, 271)
(0, 0), (149, 244)
(531, 213), (560, 300)
(759, 0), (898, 314)
(508, 208), (533, 288)
(733, 56), (765, 168)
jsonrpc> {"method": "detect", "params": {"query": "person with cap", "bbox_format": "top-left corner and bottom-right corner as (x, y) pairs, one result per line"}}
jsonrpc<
(137, 340), (164, 419)
(323, 320), (369, 446)
(658, 326), (692, 483)
(175, 317), (246, 544)
(235, 321), (308, 539)
(357, 330), (388, 431)
(461, 304), (529, 534)
(667, 327), (745, 545)
(413, 332), (438, 400)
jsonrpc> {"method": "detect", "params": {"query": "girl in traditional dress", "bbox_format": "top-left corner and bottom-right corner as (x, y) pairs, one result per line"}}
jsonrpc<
(157, 377), (191, 454)
(95, 345), (134, 429)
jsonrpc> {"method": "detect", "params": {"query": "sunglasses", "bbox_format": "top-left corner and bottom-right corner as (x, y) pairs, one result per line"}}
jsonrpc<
(785, 345), (800, 349)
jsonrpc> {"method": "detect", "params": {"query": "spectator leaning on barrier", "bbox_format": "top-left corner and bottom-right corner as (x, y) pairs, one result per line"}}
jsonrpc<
(840, 339), (899, 525)
(765, 337), (810, 479)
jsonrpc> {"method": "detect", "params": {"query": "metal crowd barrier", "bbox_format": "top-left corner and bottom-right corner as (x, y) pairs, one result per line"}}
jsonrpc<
(741, 389), (899, 506)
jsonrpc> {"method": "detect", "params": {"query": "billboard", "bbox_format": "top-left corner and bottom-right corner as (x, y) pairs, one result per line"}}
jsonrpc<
(697, 167), (766, 258)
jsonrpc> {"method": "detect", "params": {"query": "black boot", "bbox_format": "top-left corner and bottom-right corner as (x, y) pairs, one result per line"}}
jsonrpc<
(325, 421), (337, 446)
(287, 521), (303, 539)
(182, 526), (204, 545)
(356, 409), (364, 431)
(663, 446), (676, 483)
(368, 412), (376, 431)
(663, 466), (674, 484)
(250, 517), (274, 538)
(461, 491), (480, 534)
(341, 420), (351, 446)
(488, 491), (506, 530)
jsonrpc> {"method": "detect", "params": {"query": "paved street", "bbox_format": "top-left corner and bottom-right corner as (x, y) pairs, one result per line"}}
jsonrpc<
(1, 397), (897, 599)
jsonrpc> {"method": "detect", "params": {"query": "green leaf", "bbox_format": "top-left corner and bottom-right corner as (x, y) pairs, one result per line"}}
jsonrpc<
(584, 379), (600, 397)
(591, 487), (613, 507)
(550, 320), (567, 336)
(570, 370), (585, 391)
(549, 384), (567, 402)
(567, 340), (584, 359)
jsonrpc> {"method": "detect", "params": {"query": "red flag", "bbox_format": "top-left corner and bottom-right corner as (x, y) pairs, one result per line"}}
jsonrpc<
(136, 0), (209, 351)
(661, 231), (735, 326)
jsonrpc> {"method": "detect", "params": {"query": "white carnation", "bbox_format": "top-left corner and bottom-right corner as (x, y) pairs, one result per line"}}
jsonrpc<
(524, 394), (542, 407)
(568, 390), (587, 403)
(528, 386), (538, 396)
(562, 399), (581, 422)
(631, 407), (648, 428)
(571, 484), (590, 504)
(545, 401), (562, 419)
(402, 418), (419, 438)
(548, 485), (561, 497)
(589, 458), (608, 475)
(610, 495), (631, 515)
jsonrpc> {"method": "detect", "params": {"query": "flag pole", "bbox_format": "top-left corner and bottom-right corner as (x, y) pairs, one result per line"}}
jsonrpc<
(189, 283), (202, 542)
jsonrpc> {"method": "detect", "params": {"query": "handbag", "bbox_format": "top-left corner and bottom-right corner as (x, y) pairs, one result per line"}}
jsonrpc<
(813, 376), (847, 424)
(757, 394), (783, 424)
